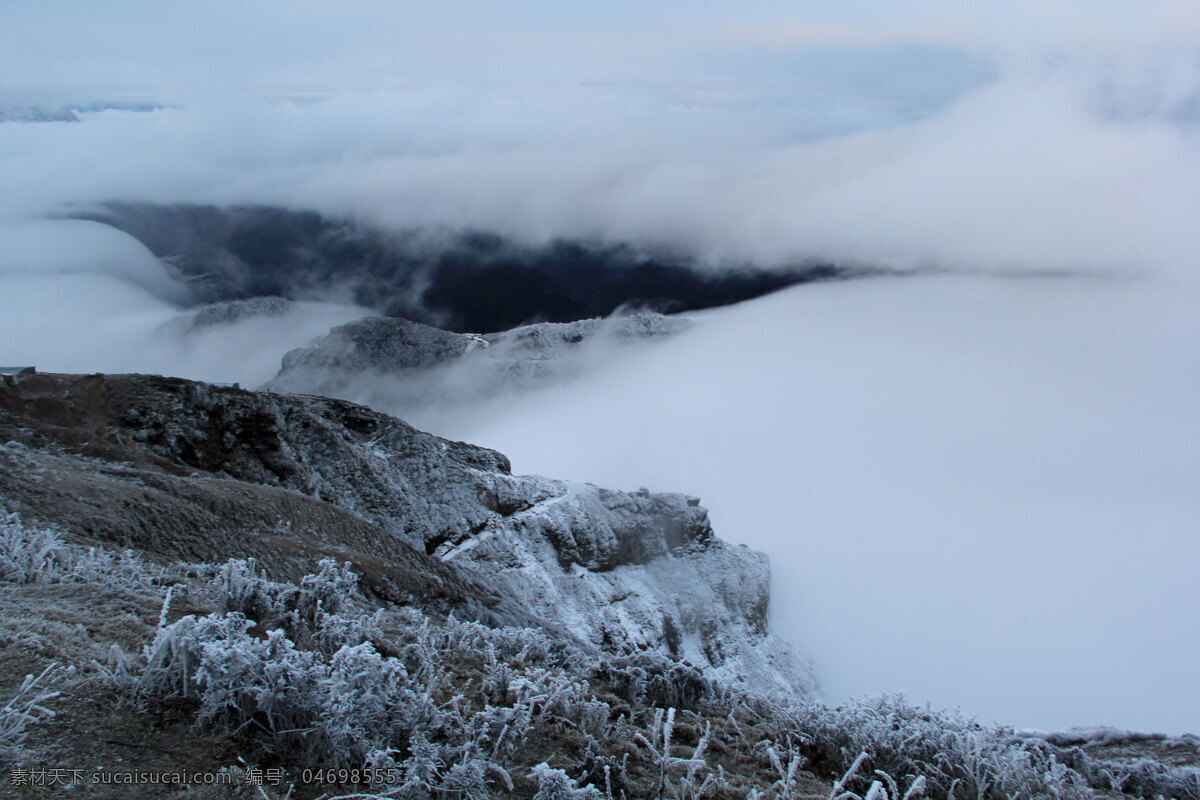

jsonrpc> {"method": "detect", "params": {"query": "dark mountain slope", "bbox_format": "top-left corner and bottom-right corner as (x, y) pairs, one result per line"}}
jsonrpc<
(74, 203), (849, 332)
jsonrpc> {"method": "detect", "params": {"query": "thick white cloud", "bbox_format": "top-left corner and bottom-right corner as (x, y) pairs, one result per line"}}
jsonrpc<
(0, 220), (368, 385)
(0, 219), (188, 301)
(1, 2), (1197, 276)
(409, 275), (1200, 734)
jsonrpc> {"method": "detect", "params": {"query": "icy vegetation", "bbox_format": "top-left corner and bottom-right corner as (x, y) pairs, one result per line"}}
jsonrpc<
(0, 662), (68, 768)
(4, 516), (1198, 798)
(426, 275), (1200, 734)
(2, 375), (1198, 797)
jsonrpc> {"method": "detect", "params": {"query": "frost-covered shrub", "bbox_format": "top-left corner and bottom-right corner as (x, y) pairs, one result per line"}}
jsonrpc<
(195, 625), (325, 742)
(119, 589), (570, 790)
(133, 610), (416, 766)
(0, 512), (160, 591)
(207, 558), (287, 620)
(0, 517), (65, 584)
(782, 696), (1090, 800)
(1105, 760), (1200, 800)
(437, 617), (565, 669)
(299, 558), (359, 617)
(530, 762), (603, 800)
(594, 653), (715, 711)
(1049, 744), (1200, 800)
(198, 557), (381, 656)
(313, 606), (386, 656)
(0, 664), (69, 766)
(437, 754), (491, 799)
(138, 613), (320, 738)
(319, 643), (418, 759)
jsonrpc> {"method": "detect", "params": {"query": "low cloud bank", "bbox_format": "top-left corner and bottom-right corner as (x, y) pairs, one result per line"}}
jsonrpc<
(2, 67), (1197, 279)
(409, 274), (1200, 735)
(0, 217), (368, 385)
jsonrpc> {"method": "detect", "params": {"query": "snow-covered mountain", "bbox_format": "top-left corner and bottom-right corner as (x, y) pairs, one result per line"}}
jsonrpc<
(0, 371), (811, 698)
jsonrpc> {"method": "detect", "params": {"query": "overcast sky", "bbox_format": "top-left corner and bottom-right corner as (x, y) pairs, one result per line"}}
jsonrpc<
(2, 1), (1198, 274)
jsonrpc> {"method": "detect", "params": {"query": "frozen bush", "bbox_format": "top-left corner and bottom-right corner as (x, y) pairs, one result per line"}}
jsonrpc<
(299, 558), (360, 617)
(202, 557), (360, 625)
(0, 512), (160, 592)
(319, 643), (414, 760)
(198, 557), (381, 656)
(0, 517), (69, 584)
(313, 606), (385, 656)
(1050, 745), (1200, 800)
(137, 612), (324, 743)
(122, 601), (528, 790)
(134, 610), (411, 765)
(438, 616), (564, 668)
(530, 762), (603, 800)
(437, 754), (490, 799)
(0, 664), (69, 766)
(782, 696), (1090, 800)
(594, 653), (715, 711)
(208, 558), (287, 620)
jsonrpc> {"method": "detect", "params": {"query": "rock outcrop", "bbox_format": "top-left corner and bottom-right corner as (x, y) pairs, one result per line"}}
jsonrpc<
(266, 311), (689, 406)
(0, 372), (812, 697)
(163, 296), (293, 333)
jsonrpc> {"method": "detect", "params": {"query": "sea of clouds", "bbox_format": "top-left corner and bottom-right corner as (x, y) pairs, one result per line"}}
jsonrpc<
(1, 0), (1198, 733)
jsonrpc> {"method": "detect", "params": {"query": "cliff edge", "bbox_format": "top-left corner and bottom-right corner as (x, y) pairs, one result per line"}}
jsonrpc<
(0, 371), (811, 697)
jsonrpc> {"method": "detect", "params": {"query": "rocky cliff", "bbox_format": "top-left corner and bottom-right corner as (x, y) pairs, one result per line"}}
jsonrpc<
(0, 372), (811, 697)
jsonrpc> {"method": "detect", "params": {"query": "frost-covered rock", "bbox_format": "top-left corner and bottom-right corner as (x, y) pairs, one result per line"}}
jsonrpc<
(265, 311), (689, 405)
(277, 315), (475, 375)
(0, 372), (812, 698)
(163, 296), (293, 333)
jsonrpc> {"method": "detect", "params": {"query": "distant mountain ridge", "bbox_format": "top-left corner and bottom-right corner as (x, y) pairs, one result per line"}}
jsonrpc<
(73, 202), (849, 333)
